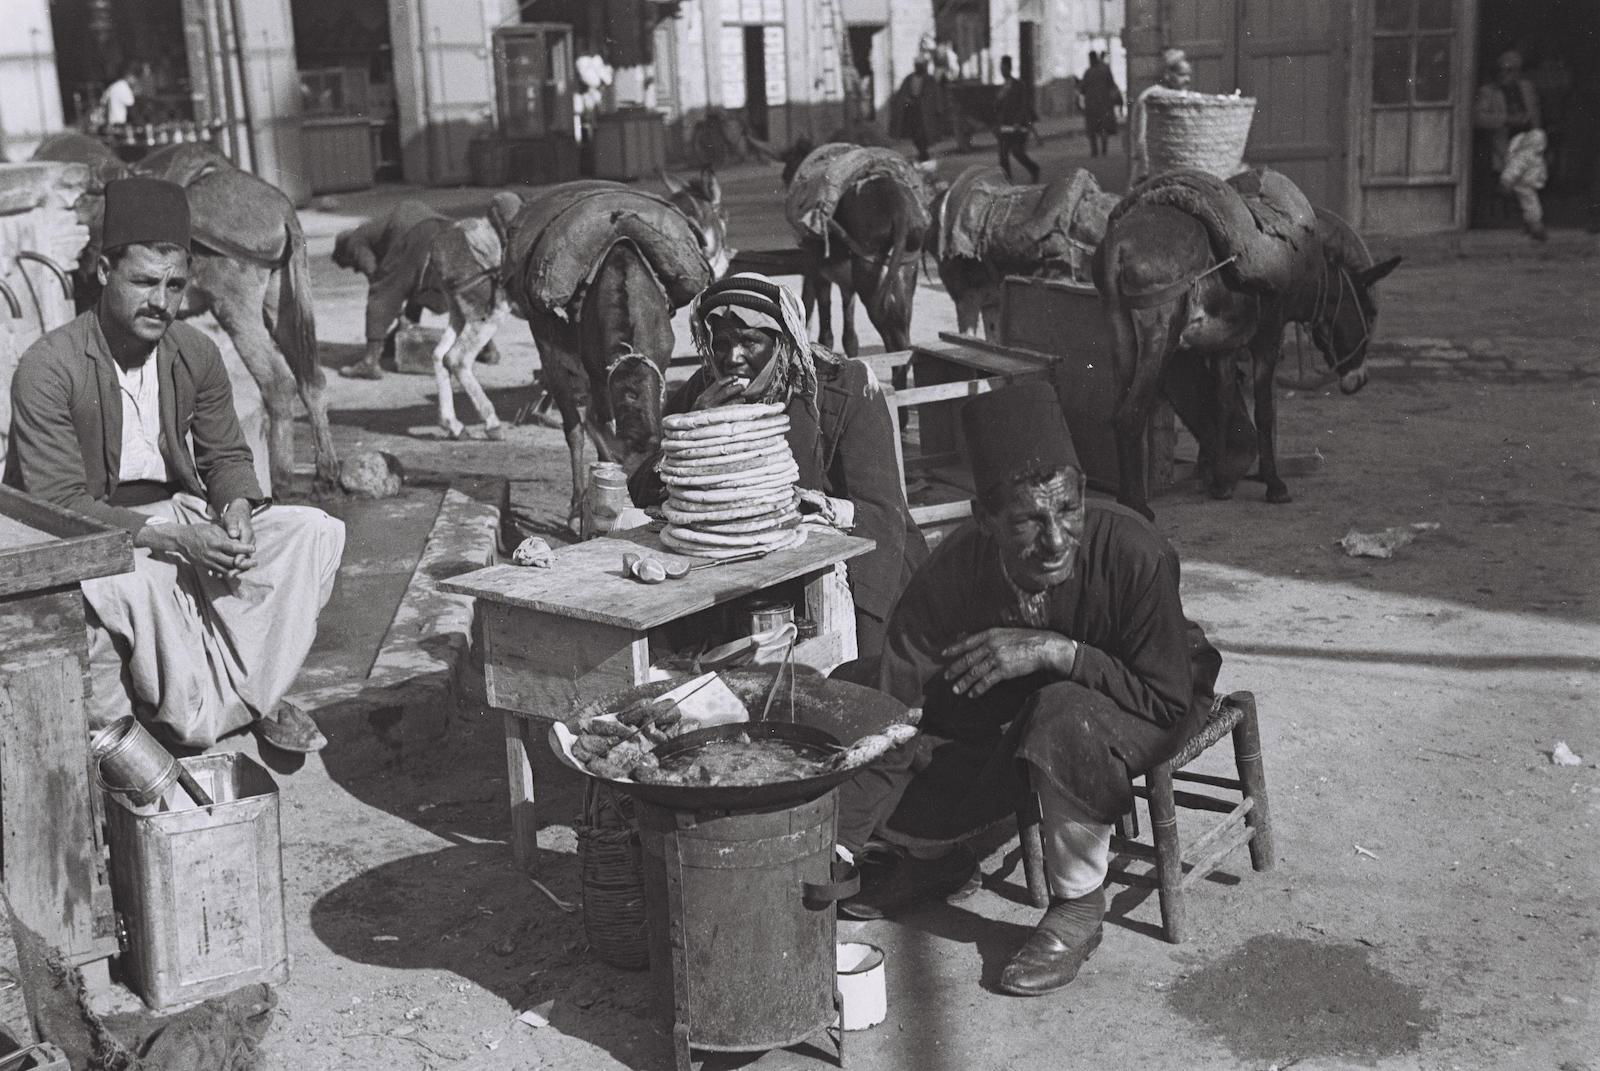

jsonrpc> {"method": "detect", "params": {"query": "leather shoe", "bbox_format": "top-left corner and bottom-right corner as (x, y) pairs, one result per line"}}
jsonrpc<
(338, 362), (382, 380)
(253, 702), (327, 754)
(838, 844), (977, 920)
(997, 924), (1102, 997)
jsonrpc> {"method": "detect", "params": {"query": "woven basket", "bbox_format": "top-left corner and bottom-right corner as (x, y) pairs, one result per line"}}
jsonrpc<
(1145, 92), (1257, 178)
(577, 780), (650, 970)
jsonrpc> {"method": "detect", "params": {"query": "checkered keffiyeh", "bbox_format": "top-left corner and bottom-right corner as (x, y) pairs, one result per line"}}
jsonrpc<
(688, 272), (838, 409)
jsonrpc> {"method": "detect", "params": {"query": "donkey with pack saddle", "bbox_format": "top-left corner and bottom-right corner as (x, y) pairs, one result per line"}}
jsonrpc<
(31, 135), (337, 495)
(781, 139), (932, 360)
(1096, 167), (1400, 519)
(929, 164), (1120, 338)
(500, 180), (718, 530)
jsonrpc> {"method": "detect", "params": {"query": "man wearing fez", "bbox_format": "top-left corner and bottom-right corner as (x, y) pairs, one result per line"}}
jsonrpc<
(835, 385), (1222, 996)
(6, 177), (345, 754)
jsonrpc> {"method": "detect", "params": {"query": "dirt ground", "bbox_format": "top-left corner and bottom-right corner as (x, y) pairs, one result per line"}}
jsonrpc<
(10, 131), (1600, 1070)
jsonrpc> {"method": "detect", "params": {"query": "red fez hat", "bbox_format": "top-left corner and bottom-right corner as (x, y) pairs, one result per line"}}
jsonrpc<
(102, 177), (191, 252)
(961, 384), (1081, 499)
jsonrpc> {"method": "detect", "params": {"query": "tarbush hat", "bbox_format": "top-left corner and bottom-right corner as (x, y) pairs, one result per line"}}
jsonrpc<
(961, 384), (1082, 498)
(102, 176), (190, 253)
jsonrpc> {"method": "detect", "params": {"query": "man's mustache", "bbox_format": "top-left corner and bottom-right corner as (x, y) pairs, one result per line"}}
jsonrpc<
(137, 308), (172, 322)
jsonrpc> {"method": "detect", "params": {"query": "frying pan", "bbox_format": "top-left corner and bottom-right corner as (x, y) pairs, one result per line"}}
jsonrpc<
(548, 668), (914, 811)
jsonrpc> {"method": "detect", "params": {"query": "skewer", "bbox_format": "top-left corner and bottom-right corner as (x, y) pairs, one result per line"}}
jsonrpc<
(757, 634), (798, 723)
(176, 767), (214, 807)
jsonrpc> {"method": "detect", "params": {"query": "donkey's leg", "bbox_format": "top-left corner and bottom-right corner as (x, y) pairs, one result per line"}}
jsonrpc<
(839, 284), (860, 359)
(812, 273), (835, 351)
(295, 365), (339, 491)
(1250, 327), (1291, 503)
(1206, 351), (1239, 500)
(212, 287), (300, 496)
(444, 298), (509, 440)
(1111, 305), (1176, 520)
(431, 319), (465, 439)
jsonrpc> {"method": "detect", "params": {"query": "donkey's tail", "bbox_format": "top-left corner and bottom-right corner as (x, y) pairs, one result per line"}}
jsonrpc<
(869, 186), (913, 323)
(274, 211), (321, 387)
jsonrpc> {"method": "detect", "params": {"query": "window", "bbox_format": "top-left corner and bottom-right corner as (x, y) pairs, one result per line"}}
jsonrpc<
(1371, 0), (1454, 107)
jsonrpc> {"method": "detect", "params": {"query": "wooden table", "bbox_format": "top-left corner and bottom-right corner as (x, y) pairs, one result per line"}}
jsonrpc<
(0, 485), (132, 1036)
(442, 526), (874, 870)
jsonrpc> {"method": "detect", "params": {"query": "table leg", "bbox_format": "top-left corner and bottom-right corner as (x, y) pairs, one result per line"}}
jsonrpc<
(504, 713), (540, 871)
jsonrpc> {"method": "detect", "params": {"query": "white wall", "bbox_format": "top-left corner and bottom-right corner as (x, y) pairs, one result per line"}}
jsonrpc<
(0, 0), (64, 162)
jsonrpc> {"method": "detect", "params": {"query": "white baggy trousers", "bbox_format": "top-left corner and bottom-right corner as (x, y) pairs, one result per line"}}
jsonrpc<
(81, 493), (345, 747)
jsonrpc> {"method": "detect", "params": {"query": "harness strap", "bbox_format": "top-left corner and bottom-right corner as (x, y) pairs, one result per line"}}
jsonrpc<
(1121, 254), (1238, 310)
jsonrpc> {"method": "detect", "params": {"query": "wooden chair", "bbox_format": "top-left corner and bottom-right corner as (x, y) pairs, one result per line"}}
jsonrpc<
(1016, 691), (1274, 943)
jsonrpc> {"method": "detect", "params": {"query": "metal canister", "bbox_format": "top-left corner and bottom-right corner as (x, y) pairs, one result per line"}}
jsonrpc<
(746, 598), (794, 636)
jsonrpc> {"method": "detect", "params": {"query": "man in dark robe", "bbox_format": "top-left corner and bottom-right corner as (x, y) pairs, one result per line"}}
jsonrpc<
(834, 385), (1222, 996)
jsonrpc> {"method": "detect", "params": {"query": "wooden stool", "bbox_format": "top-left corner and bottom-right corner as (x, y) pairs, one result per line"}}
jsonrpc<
(1016, 691), (1273, 943)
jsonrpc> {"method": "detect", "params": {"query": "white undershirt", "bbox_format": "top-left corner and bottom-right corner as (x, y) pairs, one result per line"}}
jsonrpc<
(115, 356), (171, 483)
(102, 79), (135, 125)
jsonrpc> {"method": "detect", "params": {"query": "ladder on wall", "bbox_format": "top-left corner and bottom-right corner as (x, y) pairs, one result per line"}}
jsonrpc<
(817, 0), (862, 120)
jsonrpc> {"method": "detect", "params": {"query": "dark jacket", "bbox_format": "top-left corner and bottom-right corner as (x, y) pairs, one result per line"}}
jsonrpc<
(335, 200), (452, 341)
(630, 357), (928, 625)
(5, 311), (263, 533)
(995, 77), (1037, 129)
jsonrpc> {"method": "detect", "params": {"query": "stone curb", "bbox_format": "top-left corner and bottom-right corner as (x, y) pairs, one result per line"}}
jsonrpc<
(287, 478), (502, 771)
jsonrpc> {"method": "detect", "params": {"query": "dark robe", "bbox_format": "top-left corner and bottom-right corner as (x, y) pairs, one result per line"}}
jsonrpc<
(835, 502), (1221, 852)
(629, 358), (927, 657)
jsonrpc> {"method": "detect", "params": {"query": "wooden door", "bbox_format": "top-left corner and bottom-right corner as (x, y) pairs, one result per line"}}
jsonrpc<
(1158, 0), (1348, 214)
(1355, 0), (1471, 233)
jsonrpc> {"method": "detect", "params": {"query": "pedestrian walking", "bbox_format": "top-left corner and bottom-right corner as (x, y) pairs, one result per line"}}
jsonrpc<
(995, 56), (1040, 183)
(1501, 127), (1549, 241)
(1078, 51), (1123, 158)
(894, 58), (946, 163)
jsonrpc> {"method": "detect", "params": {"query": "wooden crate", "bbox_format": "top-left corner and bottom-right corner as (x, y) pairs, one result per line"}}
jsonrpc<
(592, 109), (666, 181)
(0, 485), (132, 990)
(105, 752), (288, 1010)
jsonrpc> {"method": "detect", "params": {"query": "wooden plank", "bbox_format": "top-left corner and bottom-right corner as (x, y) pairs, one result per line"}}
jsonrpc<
(503, 714), (540, 871)
(860, 350), (914, 384)
(800, 565), (855, 670)
(919, 337), (1053, 376)
(891, 376), (1030, 409)
(0, 588), (90, 675)
(0, 655), (118, 965)
(480, 603), (651, 718)
(0, 486), (134, 598)
(443, 528), (874, 632)
(909, 501), (973, 526)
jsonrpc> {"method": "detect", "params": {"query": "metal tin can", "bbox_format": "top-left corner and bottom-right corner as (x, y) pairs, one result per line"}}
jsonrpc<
(746, 598), (794, 636)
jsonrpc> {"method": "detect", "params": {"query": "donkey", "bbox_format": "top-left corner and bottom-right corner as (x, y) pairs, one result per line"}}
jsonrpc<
(781, 137), (926, 359)
(32, 133), (337, 494)
(660, 167), (732, 279)
(504, 182), (719, 529)
(1099, 194), (1400, 519)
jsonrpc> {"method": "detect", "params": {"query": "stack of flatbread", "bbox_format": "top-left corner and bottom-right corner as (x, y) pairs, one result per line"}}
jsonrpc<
(657, 402), (806, 558)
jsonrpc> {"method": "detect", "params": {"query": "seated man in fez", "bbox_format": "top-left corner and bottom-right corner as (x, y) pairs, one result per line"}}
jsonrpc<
(834, 385), (1222, 996)
(5, 177), (346, 754)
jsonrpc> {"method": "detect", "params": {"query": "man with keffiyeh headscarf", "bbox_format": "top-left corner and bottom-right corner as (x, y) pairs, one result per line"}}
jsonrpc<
(628, 273), (927, 658)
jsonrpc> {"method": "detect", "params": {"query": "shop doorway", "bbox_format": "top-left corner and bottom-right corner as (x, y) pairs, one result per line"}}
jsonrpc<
(290, 0), (398, 187)
(1470, 0), (1600, 229)
(48, 0), (195, 146)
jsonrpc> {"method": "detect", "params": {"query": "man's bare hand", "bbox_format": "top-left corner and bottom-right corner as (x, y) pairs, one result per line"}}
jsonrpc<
(179, 524), (257, 577)
(691, 377), (750, 410)
(942, 628), (1078, 699)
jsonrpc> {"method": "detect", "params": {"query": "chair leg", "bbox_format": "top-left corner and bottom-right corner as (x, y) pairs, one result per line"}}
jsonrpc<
(1114, 808), (1139, 841)
(1147, 763), (1185, 943)
(1231, 693), (1274, 873)
(1017, 797), (1051, 909)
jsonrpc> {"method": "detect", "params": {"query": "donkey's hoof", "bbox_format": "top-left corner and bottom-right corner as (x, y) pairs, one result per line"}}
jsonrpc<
(484, 424), (505, 442)
(438, 422), (466, 441)
(1208, 484), (1237, 501)
(1265, 484), (1294, 504)
(339, 363), (382, 381)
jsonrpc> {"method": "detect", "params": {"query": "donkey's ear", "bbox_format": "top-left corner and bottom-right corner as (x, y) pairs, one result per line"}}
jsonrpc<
(700, 167), (722, 205)
(1355, 255), (1402, 288)
(659, 169), (688, 196)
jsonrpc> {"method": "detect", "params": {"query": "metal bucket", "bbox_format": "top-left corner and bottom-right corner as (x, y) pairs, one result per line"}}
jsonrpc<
(637, 789), (858, 1066)
(91, 717), (180, 807)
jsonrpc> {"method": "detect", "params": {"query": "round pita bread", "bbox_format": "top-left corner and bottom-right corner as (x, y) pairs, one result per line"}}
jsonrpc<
(661, 459), (798, 488)
(669, 483), (796, 505)
(660, 527), (807, 558)
(661, 402), (785, 430)
(663, 523), (799, 547)
(663, 415), (789, 443)
(658, 441), (792, 476)
(683, 508), (801, 533)
(663, 494), (799, 523)
(664, 433), (790, 460)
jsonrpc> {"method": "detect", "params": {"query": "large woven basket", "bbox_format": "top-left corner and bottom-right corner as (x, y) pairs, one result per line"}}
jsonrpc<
(1145, 92), (1257, 178)
(577, 780), (649, 970)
